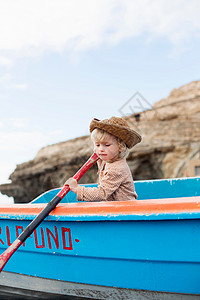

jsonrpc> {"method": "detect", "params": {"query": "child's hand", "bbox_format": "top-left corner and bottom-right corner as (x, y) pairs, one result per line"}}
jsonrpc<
(65, 177), (78, 194)
(97, 158), (103, 169)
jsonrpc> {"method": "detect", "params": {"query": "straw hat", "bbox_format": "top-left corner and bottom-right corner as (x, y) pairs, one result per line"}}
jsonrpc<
(90, 117), (142, 148)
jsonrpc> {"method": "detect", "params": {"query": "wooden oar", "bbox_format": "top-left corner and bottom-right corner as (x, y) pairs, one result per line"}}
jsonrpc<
(0, 152), (98, 272)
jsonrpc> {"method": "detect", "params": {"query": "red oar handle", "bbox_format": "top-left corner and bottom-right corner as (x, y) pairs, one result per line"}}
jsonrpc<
(57, 152), (98, 199)
(0, 152), (99, 272)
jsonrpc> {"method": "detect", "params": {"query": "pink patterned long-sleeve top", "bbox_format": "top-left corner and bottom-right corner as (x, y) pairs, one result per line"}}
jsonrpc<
(77, 159), (137, 202)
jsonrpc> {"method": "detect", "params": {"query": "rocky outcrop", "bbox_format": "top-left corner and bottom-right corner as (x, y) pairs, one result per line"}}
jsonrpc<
(1, 81), (200, 203)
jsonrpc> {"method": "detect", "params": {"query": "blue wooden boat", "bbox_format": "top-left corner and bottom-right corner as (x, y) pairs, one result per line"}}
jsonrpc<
(0, 177), (200, 299)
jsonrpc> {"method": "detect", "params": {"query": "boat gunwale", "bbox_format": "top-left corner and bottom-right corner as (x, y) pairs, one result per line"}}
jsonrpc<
(0, 196), (200, 221)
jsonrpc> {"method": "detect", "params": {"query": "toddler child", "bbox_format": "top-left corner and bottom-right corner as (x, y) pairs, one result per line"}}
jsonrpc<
(65, 117), (141, 201)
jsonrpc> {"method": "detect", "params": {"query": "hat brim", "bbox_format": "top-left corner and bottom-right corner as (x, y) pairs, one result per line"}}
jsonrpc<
(90, 119), (141, 148)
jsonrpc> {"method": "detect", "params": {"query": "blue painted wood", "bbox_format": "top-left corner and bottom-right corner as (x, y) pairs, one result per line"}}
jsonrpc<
(135, 177), (200, 200)
(0, 217), (200, 294)
(31, 176), (200, 204)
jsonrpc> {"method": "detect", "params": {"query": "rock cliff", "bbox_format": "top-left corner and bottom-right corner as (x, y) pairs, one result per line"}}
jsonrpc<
(1, 80), (200, 203)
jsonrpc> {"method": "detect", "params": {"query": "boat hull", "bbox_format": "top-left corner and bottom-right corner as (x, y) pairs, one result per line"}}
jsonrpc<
(1, 177), (200, 297)
(0, 215), (200, 295)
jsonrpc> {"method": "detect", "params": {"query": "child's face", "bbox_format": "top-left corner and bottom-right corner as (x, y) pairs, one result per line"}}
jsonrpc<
(94, 133), (120, 162)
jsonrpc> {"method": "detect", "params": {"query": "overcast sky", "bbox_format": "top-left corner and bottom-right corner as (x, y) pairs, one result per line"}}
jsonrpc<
(0, 0), (200, 203)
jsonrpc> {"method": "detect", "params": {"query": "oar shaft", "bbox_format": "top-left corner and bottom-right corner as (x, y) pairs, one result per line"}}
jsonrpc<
(0, 152), (98, 272)
(18, 194), (64, 243)
(19, 153), (98, 243)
